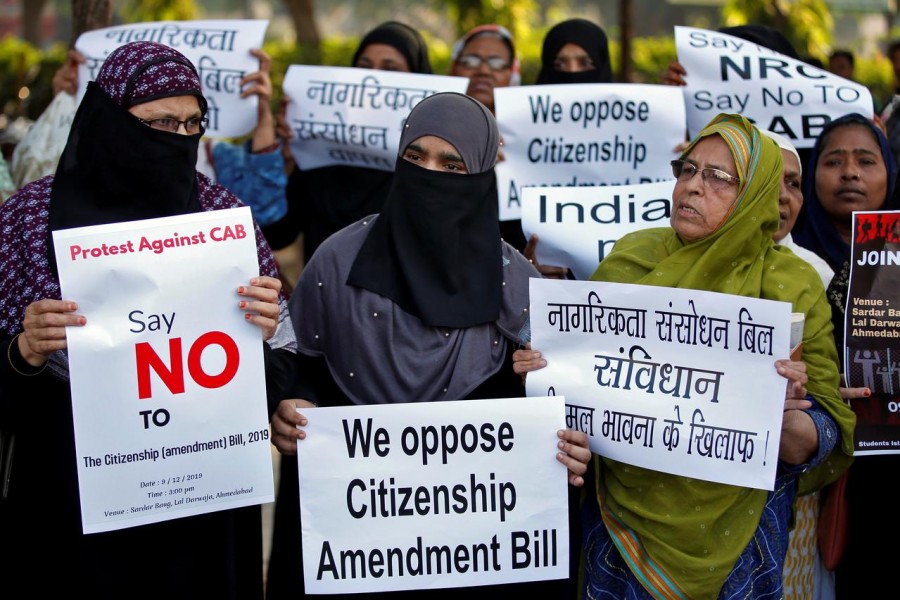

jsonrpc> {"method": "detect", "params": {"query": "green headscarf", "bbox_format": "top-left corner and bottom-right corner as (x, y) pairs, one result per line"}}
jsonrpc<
(589, 113), (854, 598)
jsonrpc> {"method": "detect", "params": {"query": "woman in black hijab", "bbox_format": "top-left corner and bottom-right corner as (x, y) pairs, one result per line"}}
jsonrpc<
(263, 21), (432, 269)
(535, 18), (613, 85)
(267, 92), (590, 600)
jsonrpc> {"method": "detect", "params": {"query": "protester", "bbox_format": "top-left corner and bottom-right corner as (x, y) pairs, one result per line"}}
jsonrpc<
(522, 18), (615, 271)
(828, 49), (855, 81)
(514, 113), (855, 599)
(0, 41), (297, 597)
(10, 43), (285, 229)
(267, 92), (590, 599)
(765, 129), (834, 285)
(449, 24), (520, 115)
(762, 128), (836, 600)
(196, 47), (288, 229)
(790, 112), (900, 596)
(265, 21), (432, 266)
(447, 23), (527, 252)
(534, 18), (613, 85)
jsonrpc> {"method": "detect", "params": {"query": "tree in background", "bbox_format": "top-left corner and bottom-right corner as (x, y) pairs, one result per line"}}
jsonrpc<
(119, 0), (200, 22)
(71, 0), (113, 46)
(283, 0), (322, 64)
(721, 0), (833, 62)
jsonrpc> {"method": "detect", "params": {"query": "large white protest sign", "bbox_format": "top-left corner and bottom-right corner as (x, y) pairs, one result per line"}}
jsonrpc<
(283, 65), (469, 172)
(53, 207), (274, 533)
(675, 25), (873, 148)
(521, 181), (675, 280)
(494, 83), (685, 222)
(296, 397), (569, 594)
(75, 20), (269, 138)
(528, 278), (792, 490)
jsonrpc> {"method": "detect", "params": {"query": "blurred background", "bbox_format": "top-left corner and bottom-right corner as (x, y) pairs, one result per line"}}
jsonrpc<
(2, 0), (899, 157)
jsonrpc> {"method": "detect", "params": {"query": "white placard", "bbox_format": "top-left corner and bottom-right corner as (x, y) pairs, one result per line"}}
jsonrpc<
(494, 83), (685, 222)
(282, 65), (470, 172)
(296, 397), (569, 594)
(521, 181), (676, 280)
(675, 25), (874, 148)
(53, 207), (274, 533)
(75, 20), (269, 139)
(527, 278), (792, 490)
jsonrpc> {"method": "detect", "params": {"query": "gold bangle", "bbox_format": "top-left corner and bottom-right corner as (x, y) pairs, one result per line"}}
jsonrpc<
(7, 333), (49, 377)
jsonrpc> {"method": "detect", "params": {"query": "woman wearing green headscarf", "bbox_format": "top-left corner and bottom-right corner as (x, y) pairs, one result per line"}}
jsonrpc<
(515, 113), (855, 599)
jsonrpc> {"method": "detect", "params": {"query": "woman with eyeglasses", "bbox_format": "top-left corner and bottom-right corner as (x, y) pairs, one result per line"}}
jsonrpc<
(0, 41), (296, 597)
(514, 113), (855, 599)
(449, 24), (520, 116)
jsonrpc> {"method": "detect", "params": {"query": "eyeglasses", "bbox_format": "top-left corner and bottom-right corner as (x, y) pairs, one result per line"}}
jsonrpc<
(670, 159), (739, 191)
(456, 54), (511, 71)
(136, 116), (208, 134)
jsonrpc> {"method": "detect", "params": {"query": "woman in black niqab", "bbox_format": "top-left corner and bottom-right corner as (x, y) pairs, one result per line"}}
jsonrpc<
(535, 18), (613, 85)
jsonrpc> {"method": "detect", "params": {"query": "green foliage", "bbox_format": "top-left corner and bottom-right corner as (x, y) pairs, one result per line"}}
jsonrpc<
(856, 54), (894, 112)
(628, 36), (678, 84)
(0, 35), (66, 121)
(721, 0), (833, 62)
(119, 0), (201, 23)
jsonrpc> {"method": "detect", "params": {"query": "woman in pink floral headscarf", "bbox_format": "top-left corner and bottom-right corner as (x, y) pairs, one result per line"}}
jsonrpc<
(0, 41), (296, 598)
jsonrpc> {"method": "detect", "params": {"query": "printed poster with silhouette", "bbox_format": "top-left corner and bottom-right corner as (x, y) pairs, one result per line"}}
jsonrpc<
(845, 210), (900, 454)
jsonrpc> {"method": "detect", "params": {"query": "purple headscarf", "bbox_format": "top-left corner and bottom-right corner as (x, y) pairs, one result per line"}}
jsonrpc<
(0, 42), (279, 340)
(96, 41), (207, 113)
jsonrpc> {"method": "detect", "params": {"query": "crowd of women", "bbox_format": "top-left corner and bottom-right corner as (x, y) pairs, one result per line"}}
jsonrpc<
(0, 14), (896, 600)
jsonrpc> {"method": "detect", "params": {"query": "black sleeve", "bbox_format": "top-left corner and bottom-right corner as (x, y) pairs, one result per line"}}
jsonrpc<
(262, 343), (300, 419)
(260, 169), (307, 250)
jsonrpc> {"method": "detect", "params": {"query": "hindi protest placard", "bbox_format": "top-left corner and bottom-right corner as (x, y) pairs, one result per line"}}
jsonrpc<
(675, 25), (873, 148)
(296, 397), (569, 594)
(282, 65), (469, 172)
(843, 210), (900, 454)
(493, 83), (685, 222)
(521, 181), (675, 280)
(527, 278), (792, 490)
(52, 207), (274, 533)
(75, 20), (269, 138)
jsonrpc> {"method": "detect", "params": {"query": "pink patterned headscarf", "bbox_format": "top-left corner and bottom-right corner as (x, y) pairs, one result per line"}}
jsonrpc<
(95, 41), (207, 113)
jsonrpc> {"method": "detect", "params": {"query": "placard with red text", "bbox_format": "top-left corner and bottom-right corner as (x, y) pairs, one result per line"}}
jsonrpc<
(53, 207), (274, 533)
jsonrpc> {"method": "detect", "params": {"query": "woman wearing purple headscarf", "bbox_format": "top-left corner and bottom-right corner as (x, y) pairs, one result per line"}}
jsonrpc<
(0, 41), (296, 597)
(266, 92), (590, 599)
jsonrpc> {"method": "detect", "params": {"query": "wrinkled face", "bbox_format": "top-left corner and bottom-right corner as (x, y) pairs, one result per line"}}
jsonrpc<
(450, 35), (512, 113)
(401, 135), (468, 174)
(670, 135), (740, 243)
(553, 43), (595, 72)
(129, 95), (202, 135)
(355, 43), (410, 72)
(774, 149), (804, 243)
(814, 123), (888, 228)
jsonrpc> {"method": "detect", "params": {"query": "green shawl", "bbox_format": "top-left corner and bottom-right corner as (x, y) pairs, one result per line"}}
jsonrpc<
(589, 113), (855, 599)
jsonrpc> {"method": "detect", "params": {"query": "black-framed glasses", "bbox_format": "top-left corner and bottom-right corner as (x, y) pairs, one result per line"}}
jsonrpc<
(670, 159), (739, 191)
(136, 116), (208, 134)
(456, 54), (511, 71)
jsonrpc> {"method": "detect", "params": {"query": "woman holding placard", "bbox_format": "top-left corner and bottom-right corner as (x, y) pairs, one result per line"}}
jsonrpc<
(514, 113), (855, 599)
(0, 41), (295, 597)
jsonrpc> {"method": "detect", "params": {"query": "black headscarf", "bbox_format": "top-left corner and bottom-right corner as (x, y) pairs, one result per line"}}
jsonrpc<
(351, 21), (432, 74)
(346, 92), (503, 328)
(718, 24), (799, 60)
(48, 42), (204, 271)
(268, 21), (434, 258)
(535, 18), (613, 85)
